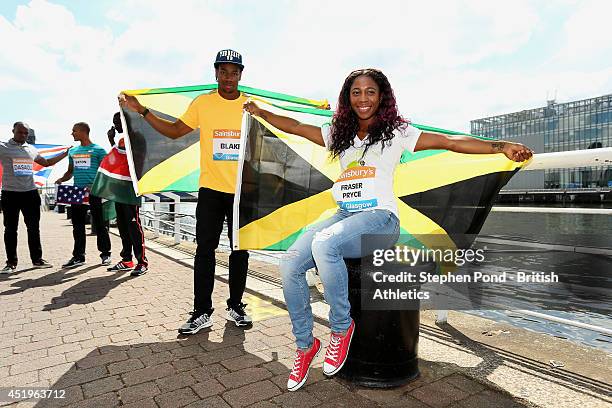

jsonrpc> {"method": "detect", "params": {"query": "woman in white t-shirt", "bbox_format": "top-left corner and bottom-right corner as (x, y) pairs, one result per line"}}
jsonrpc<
(243, 68), (532, 391)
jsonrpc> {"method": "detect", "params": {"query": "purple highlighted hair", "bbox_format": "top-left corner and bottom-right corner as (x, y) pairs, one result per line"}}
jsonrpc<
(329, 68), (408, 158)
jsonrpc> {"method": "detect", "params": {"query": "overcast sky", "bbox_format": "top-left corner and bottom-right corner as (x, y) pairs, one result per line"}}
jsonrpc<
(1, 0), (611, 148)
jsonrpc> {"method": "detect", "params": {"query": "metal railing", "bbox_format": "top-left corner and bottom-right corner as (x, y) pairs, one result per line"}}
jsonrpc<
(139, 207), (197, 243)
(499, 187), (611, 194)
(138, 195), (282, 266)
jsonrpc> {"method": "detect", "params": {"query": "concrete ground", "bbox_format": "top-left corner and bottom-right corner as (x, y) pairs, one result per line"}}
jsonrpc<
(0, 211), (610, 407)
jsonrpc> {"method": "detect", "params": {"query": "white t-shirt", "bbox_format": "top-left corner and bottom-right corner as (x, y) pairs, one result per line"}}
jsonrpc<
(322, 124), (422, 216)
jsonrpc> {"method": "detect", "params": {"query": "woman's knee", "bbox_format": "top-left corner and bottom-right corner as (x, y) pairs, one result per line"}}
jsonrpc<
(311, 229), (339, 261)
(279, 249), (308, 282)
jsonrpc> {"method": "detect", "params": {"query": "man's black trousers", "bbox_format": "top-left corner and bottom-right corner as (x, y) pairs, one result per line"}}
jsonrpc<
(115, 202), (147, 265)
(194, 187), (249, 314)
(71, 194), (111, 260)
(1, 189), (43, 265)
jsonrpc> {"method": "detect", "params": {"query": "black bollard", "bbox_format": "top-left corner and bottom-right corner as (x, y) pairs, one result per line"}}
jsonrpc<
(337, 259), (428, 388)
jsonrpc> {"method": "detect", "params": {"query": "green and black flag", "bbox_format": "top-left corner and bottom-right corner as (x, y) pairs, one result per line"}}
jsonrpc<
(234, 99), (525, 252)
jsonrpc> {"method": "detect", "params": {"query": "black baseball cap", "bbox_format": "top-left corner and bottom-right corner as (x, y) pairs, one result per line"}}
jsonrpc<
(214, 49), (244, 70)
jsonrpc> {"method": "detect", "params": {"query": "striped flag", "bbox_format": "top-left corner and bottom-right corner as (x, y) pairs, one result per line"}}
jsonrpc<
(33, 144), (69, 186)
(91, 141), (139, 206)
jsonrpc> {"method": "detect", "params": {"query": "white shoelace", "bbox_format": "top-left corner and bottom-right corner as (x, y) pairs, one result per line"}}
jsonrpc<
(290, 351), (304, 378)
(193, 314), (208, 325)
(325, 335), (342, 362)
(227, 304), (247, 317)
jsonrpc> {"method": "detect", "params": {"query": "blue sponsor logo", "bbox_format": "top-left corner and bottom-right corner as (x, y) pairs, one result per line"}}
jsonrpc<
(213, 153), (239, 161)
(338, 199), (378, 211)
(14, 168), (32, 176)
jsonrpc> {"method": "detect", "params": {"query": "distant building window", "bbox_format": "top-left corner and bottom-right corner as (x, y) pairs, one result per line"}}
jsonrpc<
(471, 94), (611, 191)
(588, 142), (603, 149)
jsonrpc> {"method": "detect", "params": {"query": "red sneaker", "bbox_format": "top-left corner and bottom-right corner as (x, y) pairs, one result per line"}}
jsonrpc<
(287, 337), (321, 391)
(107, 260), (134, 272)
(323, 320), (355, 376)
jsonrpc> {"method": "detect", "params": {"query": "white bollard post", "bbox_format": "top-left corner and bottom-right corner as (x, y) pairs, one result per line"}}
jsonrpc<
(164, 193), (182, 244)
(174, 200), (181, 244)
(435, 310), (448, 324)
(151, 195), (160, 238)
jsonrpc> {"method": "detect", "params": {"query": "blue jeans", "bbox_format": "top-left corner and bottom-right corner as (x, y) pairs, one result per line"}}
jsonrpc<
(280, 208), (400, 349)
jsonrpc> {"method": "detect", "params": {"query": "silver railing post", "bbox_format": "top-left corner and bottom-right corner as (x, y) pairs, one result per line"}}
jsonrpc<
(152, 194), (161, 238)
(163, 192), (181, 244)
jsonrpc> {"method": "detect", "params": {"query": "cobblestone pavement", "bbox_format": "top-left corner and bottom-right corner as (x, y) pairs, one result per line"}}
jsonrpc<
(0, 211), (534, 407)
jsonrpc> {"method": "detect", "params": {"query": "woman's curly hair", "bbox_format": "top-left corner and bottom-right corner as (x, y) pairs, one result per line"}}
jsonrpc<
(329, 68), (408, 159)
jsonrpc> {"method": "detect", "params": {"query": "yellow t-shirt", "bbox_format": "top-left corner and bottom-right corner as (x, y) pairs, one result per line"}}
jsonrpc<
(179, 91), (247, 194)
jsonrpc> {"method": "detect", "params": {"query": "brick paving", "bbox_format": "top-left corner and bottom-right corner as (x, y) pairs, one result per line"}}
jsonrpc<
(0, 211), (532, 407)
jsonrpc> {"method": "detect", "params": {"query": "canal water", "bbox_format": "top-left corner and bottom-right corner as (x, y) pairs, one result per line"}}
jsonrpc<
(145, 203), (611, 352)
(473, 211), (611, 352)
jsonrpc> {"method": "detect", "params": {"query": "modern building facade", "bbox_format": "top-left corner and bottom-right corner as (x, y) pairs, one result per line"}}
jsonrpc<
(471, 94), (612, 190)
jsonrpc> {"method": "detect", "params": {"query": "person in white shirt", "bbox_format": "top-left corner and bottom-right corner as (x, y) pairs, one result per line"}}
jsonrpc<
(243, 68), (532, 391)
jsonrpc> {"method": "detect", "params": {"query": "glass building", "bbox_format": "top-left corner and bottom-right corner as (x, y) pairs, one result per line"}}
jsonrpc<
(470, 94), (612, 190)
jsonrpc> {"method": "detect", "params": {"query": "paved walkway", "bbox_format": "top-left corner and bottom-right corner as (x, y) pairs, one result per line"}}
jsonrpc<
(0, 211), (607, 407)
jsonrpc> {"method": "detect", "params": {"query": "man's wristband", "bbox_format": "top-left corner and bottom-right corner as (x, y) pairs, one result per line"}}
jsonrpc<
(140, 108), (150, 118)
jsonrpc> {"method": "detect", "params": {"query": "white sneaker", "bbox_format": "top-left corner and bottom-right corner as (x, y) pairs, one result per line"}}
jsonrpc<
(225, 303), (253, 327)
(1, 264), (16, 274)
(178, 311), (214, 335)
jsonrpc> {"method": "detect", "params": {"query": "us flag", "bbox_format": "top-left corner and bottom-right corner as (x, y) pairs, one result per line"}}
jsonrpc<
(56, 185), (90, 205)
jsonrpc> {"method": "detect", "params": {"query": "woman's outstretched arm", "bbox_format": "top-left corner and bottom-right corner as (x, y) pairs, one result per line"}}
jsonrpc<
(244, 101), (325, 147)
(415, 131), (533, 162)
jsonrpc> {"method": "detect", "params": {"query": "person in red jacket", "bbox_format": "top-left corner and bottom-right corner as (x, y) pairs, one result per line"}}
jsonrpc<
(104, 113), (148, 277)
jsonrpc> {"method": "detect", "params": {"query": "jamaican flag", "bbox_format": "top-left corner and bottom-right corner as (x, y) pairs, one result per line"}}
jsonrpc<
(121, 84), (328, 195)
(234, 99), (526, 252)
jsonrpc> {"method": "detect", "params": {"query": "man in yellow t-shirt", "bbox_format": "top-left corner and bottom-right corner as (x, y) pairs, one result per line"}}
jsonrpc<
(122, 49), (251, 333)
